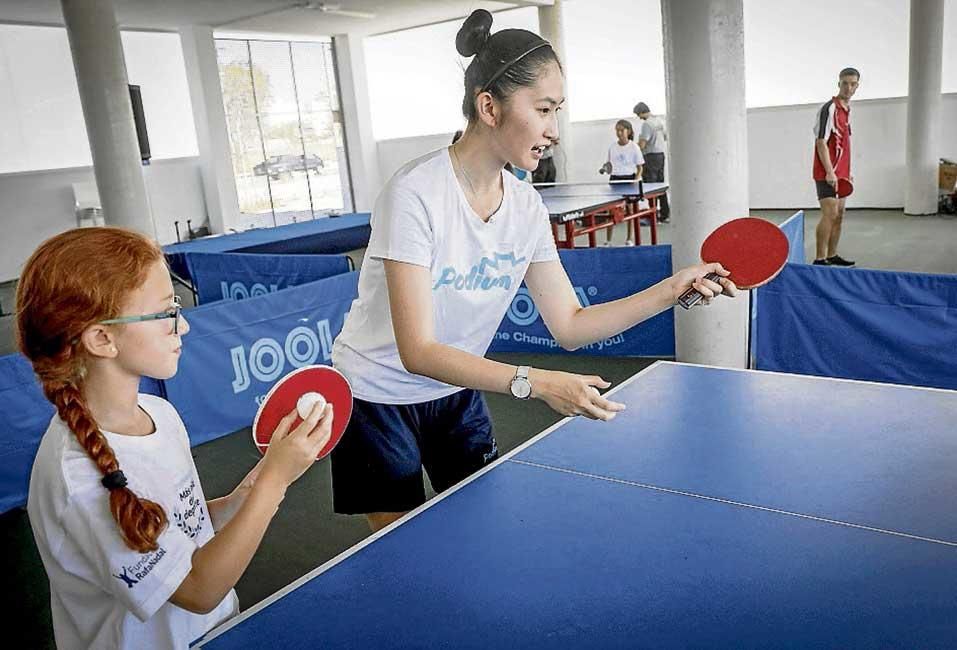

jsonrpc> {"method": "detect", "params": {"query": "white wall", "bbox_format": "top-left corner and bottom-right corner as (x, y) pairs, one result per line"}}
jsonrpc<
(0, 25), (199, 175)
(0, 158), (207, 281)
(142, 159), (209, 243)
(377, 132), (455, 187)
(376, 93), (957, 210)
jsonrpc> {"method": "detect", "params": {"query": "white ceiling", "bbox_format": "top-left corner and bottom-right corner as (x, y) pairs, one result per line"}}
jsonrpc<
(0, 0), (553, 37)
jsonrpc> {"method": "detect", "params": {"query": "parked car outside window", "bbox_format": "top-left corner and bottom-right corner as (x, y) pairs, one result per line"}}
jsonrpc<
(253, 153), (323, 179)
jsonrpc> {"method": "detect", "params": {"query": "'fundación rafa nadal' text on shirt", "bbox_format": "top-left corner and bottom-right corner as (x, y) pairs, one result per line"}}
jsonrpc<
(333, 148), (559, 404)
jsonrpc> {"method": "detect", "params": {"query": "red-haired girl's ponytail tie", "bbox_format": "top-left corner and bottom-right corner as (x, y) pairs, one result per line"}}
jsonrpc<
(101, 470), (128, 491)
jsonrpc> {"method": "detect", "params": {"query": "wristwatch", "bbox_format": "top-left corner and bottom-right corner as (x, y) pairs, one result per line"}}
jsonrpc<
(509, 366), (532, 400)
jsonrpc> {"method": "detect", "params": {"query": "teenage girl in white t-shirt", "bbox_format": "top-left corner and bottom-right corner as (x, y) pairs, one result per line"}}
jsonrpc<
(19, 228), (334, 649)
(601, 119), (644, 181)
(599, 119), (644, 244)
(330, 9), (736, 533)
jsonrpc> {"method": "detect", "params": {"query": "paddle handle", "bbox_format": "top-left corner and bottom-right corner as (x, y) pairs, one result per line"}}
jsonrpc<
(676, 272), (722, 310)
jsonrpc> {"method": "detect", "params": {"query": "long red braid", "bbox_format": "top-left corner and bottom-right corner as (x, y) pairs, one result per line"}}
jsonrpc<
(17, 227), (169, 553)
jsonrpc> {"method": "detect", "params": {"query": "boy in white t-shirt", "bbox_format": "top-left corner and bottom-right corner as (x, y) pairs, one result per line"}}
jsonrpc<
(331, 10), (738, 533)
(19, 228), (334, 649)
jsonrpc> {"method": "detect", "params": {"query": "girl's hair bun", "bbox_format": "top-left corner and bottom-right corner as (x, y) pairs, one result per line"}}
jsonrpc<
(456, 9), (493, 57)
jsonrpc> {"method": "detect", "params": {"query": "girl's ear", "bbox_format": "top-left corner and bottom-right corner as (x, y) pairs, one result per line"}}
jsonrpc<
(80, 324), (118, 359)
(476, 91), (499, 128)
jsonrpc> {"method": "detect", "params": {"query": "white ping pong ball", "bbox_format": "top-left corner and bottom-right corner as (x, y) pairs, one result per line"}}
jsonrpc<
(297, 392), (326, 419)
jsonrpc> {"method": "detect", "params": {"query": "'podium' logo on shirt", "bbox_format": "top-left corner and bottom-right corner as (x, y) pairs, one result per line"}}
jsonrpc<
(433, 252), (526, 292)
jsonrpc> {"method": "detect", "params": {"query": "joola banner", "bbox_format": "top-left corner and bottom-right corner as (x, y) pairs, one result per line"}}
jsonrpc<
(490, 246), (674, 357)
(162, 272), (359, 445)
(185, 252), (351, 305)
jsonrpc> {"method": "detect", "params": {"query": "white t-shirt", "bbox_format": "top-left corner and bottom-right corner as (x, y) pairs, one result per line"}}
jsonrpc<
(332, 148), (559, 404)
(27, 394), (238, 650)
(607, 141), (644, 175)
(639, 117), (667, 154)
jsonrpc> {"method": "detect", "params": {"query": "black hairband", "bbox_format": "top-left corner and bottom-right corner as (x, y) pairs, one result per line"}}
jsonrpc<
(102, 470), (128, 491)
(480, 40), (551, 93)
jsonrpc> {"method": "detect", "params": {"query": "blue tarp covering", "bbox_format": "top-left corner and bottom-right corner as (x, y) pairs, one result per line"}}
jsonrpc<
(755, 263), (957, 390)
(490, 246), (675, 357)
(0, 354), (54, 513)
(185, 252), (351, 305)
(164, 213), (371, 280)
(0, 355), (164, 513)
(162, 272), (359, 446)
(751, 211), (806, 365)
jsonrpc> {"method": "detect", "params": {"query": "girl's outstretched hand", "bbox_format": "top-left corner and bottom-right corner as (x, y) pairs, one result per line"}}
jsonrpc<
(669, 263), (738, 306)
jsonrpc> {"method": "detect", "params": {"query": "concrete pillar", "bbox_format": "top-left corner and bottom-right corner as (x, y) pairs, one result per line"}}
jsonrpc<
(661, 0), (749, 368)
(180, 26), (242, 235)
(538, 0), (572, 182)
(60, 0), (153, 234)
(333, 33), (380, 212)
(904, 0), (944, 215)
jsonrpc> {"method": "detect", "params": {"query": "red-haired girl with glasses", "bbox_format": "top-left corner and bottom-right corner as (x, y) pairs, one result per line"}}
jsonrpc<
(18, 227), (333, 649)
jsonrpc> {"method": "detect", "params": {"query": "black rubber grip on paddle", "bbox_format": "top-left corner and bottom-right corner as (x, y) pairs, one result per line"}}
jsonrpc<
(676, 272), (722, 310)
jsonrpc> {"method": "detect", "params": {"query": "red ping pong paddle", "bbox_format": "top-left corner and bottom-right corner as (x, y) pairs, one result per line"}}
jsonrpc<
(676, 217), (789, 310)
(252, 365), (353, 460)
(836, 178), (853, 198)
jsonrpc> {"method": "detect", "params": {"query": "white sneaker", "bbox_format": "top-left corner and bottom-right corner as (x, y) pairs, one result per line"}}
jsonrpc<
(624, 239), (634, 246)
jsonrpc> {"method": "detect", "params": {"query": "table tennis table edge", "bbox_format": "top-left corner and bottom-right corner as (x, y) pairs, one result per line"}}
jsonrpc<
(548, 198), (621, 222)
(195, 361), (667, 647)
(534, 181), (669, 191)
(660, 360), (957, 395)
(546, 188), (669, 221)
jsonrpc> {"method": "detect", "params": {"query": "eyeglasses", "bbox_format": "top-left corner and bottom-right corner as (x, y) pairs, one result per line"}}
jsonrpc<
(99, 296), (183, 335)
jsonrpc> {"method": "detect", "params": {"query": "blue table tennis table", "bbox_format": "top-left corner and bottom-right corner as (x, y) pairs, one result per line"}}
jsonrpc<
(196, 362), (957, 648)
(538, 181), (668, 248)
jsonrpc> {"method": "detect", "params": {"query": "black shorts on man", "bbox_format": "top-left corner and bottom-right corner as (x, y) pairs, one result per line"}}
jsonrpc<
(815, 179), (839, 200)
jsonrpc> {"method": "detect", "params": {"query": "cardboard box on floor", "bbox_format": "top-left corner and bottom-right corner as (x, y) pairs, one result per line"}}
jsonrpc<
(940, 160), (957, 192)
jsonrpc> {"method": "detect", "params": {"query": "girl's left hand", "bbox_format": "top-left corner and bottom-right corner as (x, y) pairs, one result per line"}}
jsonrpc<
(669, 262), (738, 306)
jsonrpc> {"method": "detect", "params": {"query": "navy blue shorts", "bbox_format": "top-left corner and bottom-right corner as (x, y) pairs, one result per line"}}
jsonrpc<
(330, 389), (498, 514)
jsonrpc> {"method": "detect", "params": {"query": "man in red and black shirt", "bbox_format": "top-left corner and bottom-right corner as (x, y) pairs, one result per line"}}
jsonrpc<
(812, 67), (860, 266)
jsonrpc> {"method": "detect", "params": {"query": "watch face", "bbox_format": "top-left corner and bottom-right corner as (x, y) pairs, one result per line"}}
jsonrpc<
(512, 378), (532, 399)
